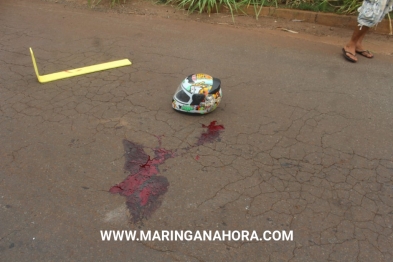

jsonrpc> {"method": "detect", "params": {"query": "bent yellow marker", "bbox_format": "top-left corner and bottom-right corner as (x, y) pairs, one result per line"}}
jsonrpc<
(29, 48), (132, 83)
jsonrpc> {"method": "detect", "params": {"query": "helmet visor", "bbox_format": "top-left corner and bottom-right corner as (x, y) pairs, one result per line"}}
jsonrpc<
(174, 84), (192, 103)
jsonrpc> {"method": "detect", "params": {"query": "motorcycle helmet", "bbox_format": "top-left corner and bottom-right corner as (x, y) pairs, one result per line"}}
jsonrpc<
(172, 73), (222, 114)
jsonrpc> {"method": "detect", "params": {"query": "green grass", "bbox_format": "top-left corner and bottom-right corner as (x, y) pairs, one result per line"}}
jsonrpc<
(88, 0), (127, 8)
(292, 0), (337, 13)
(336, 0), (361, 14)
(164, 0), (362, 19)
(88, 0), (365, 16)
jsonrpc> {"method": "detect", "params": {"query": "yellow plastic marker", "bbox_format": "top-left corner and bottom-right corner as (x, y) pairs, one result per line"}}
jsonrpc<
(29, 48), (132, 83)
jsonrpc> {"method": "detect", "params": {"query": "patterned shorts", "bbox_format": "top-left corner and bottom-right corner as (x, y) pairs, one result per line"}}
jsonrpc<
(358, 0), (393, 27)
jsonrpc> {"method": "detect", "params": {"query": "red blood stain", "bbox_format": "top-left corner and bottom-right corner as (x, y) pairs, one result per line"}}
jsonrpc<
(110, 121), (224, 223)
(197, 121), (225, 145)
(195, 155), (200, 160)
(109, 140), (174, 223)
(154, 135), (164, 147)
(202, 121), (225, 131)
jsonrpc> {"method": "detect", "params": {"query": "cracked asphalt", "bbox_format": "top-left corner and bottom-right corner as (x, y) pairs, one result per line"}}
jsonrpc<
(1, 0), (393, 261)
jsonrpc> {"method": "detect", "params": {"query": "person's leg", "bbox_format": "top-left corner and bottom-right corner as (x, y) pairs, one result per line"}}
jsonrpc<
(343, 26), (370, 62)
(355, 27), (373, 58)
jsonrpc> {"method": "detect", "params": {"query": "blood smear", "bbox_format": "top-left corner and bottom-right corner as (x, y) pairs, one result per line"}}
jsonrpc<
(110, 121), (224, 223)
(197, 121), (225, 146)
(109, 140), (174, 223)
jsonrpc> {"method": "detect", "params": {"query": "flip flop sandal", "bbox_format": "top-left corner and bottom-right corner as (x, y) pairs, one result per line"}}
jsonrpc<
(356, 50), (374, 58)
(342, 48), (357, 63)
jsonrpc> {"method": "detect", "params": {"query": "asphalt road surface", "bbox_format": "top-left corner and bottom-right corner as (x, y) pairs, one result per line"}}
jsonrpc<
(1, 0), (393, 261)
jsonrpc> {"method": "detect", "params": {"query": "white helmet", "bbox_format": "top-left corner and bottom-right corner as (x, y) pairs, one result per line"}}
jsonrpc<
(172, 73), (222, 114)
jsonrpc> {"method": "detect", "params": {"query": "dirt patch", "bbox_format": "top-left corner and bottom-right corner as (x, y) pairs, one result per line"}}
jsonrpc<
(43, 0), (393, 54)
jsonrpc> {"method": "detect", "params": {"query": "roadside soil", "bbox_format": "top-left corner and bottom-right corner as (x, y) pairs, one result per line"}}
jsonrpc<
(45, 0), (393, 55)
